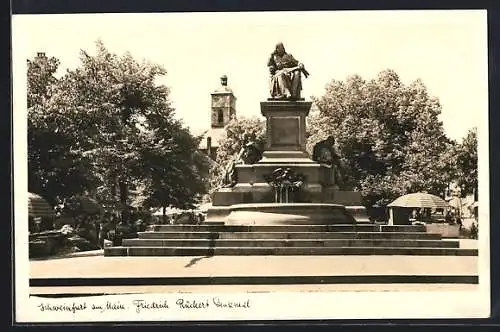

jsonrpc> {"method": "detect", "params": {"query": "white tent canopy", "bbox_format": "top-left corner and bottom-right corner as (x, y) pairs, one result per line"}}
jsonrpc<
(387, 192), (448, 209)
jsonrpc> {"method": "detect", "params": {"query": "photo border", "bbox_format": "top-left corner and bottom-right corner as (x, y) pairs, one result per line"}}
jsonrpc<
(8, 0), (500, 327)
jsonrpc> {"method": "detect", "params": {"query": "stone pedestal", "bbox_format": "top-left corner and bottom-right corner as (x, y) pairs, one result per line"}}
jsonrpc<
(211, 100), (328, 206)
(260, 100), (311, 160)
(207, 99), (368, 225)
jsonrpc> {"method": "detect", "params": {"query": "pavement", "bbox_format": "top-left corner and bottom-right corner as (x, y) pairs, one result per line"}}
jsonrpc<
(29, 240), (479, 295)
(30, 255), (478, 279)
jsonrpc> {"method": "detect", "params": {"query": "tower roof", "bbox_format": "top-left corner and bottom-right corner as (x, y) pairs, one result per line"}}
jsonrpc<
(212, 74), (235, 95)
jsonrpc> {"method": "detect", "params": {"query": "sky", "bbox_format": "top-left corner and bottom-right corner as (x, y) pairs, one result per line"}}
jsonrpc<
(13, 10), (488, 141)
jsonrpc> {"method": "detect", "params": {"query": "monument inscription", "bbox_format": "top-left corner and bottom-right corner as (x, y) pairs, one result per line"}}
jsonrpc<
(271, 117), (300, 146)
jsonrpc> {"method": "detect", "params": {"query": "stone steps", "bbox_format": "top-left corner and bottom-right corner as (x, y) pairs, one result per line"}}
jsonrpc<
(104, 223), (473, 257)
(105, 246), (478, 256)
(123, 238), (459, 248)
(138, 231), (441, 240)
(149, 224), (426, 233)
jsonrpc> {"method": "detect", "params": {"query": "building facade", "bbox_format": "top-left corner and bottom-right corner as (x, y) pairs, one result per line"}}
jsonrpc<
(198, 75), (237, 160)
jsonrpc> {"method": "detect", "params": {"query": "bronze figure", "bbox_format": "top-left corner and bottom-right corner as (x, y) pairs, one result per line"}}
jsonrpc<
(312, 136), (343, 188)
(268, 42), (309, 100)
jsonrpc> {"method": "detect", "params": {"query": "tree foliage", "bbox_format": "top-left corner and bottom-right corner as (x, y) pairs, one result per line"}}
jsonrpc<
(311, 69), (458, 206)
(28, 53), (96, 205)
(451, 127), (478, 196)
(28, 41), (209, 215)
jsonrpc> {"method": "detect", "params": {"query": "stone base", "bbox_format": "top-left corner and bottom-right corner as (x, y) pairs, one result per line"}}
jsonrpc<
(259, 150), (312, 164)
(209, 165), (368, 224)
(208, 99), (369, 225)
(216, 203), (356, 225)
(207, 197), (368, 224)
(425, 223), (461, 239)
(236, 161), (328, 185)
(211, 185), (364, 208)
(213, 160), (331, 206)
(212, 188), (252, 206)
(322, 188), (363, 205)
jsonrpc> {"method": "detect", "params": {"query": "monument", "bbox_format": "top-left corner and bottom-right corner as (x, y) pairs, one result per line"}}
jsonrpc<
(205, 42), (368, 225)
(104, 43), (475, 259)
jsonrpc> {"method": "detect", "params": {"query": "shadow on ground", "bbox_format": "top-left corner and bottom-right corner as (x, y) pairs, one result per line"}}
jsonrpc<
(184, 256), (212, 268)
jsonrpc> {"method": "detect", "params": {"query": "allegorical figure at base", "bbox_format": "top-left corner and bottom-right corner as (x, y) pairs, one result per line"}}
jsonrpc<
(221, 159), (238, 188)
(221, 134), (263, 188)
(312, 135), (344, 189)
(268, 42), (309, 99)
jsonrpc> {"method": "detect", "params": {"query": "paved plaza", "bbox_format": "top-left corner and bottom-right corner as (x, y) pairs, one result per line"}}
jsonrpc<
(30, 255), (478, 279)
(29, 249), (479, 296)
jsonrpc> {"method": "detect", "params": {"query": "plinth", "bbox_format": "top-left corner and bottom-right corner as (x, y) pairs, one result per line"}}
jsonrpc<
(207, 99), (368, 224)
(260, 100), (311, 161)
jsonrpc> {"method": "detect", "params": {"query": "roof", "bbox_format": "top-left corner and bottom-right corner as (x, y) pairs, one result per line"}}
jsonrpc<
(198, 127), (226, 150)
(212, 86), (235, 95)
(387, 193), (448, 209)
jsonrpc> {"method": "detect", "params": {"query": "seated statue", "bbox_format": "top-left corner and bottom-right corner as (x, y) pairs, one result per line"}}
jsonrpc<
(237, 135), (263, 164)
(312, 136), (343, 188)
(268, 42), (309, 99)
(221, 135), (263, 188)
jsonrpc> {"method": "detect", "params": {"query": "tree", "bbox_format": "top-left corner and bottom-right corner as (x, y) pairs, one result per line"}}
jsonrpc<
(28, 53), (96, 205)
(142, 121), (211, 218)
(209, 116), (266, 192)
(312, 69), (455, 206)
(452, 127), (478, 196)
(47, 40), (208, 220)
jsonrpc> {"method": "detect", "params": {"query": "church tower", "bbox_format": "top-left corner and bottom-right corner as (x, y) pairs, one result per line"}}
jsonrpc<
(210, 75), (236, 128)
(199, 75), (237, 160)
